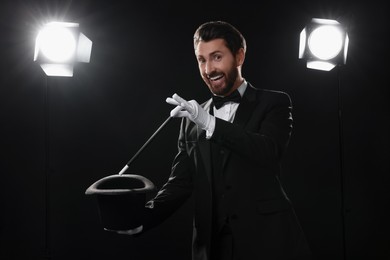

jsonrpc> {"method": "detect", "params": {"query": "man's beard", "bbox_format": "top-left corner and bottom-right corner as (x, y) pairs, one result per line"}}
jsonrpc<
(208, 66), (238, 96)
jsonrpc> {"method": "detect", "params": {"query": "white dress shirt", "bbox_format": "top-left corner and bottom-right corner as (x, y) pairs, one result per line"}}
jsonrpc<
(206, 80), (248, 138)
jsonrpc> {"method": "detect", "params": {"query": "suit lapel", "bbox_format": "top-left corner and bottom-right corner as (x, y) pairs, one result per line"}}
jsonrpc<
(196, 85), (258, 180)
(220, 84), (258, 171)
(197, 98), (213, 183)
(232, 83), (258, 128)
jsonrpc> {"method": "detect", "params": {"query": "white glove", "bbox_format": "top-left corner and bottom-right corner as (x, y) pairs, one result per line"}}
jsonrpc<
(166, 93), (213, 130)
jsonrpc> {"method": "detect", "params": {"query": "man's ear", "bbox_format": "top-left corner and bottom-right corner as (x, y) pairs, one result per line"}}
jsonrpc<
(236, 48), (245, 67)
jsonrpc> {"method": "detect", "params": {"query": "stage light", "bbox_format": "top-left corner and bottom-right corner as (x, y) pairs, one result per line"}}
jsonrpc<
(34, 21), (92, 258)
(34, 22), (92, 77)
(299, 17), (352, 260)
(299, 18), (349, 71)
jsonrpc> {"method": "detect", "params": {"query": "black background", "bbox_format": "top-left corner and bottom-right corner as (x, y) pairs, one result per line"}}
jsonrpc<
(0, 0), (389, 259)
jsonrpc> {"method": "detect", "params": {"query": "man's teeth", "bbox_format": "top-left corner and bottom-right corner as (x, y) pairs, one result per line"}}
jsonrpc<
(210, 75), (223, 81)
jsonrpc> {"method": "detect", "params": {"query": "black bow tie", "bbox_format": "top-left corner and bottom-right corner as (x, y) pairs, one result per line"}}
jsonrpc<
(212, 89), (242, 109)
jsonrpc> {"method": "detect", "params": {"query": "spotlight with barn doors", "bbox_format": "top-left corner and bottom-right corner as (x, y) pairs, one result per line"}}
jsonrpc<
(299, 18), (349, 71)
(34, 21), (92, 77)
(34, 21), (92, 259)
(299, 16), (351, 260)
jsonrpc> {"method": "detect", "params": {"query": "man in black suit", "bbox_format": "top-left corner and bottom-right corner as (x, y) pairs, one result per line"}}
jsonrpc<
(122, 20), (311, 260)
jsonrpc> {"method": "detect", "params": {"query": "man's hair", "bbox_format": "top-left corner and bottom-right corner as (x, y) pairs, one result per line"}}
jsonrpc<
(193, 21), (247, 55)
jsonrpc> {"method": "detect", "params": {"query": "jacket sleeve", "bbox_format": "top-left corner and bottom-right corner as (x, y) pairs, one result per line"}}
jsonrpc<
(142, 118), (194, 232)
(210, 91), (293, 166)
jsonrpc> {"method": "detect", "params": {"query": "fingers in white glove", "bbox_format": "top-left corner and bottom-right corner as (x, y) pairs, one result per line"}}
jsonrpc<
(174, 94), (195, 113)
(170, 105), (184, 117)
(167, 93), (197, 118)
(166, 97), (180, 106)
(166, 93), (212, 131)
(171, 93), (187, 105)
(167, 94), (184, 117)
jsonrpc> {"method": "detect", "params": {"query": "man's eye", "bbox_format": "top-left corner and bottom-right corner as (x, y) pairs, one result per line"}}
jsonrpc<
(214, 55), (222, 61)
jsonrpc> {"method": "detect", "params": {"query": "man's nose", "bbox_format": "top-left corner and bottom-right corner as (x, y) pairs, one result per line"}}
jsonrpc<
(204, 61), (213, 75)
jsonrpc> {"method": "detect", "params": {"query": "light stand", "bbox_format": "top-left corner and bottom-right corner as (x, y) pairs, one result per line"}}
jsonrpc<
(34, 21), (92, 259)
(43, 75), (51, 259)
(336, 65), (347, 260)
(299, 17), (349, 260)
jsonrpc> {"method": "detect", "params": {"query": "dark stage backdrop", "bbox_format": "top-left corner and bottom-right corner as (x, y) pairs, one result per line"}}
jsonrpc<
(0, 1), (388, 259)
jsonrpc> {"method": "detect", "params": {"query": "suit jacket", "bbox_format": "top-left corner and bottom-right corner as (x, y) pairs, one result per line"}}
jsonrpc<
(143, 83), (311, 260)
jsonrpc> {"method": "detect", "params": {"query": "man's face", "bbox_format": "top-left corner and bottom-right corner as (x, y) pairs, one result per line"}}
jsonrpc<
(195, 38), (241, 96)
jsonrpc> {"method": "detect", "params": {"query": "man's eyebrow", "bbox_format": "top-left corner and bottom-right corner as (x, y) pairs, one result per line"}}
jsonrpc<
(209, 50), (222, 56)
(197, 51), (222, 58)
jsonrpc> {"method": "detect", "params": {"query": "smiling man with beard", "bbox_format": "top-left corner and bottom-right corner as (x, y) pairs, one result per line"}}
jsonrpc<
(119, 21), (311, 260)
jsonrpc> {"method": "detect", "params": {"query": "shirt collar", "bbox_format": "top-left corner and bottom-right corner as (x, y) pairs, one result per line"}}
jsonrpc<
(237, 79), (247, 97)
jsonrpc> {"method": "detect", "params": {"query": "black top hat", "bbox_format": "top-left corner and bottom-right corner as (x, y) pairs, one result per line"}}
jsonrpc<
(85, 174), (155, 231)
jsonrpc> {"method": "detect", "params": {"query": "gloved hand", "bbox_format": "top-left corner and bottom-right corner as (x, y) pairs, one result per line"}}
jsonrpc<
(166, 93), (213, 130)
